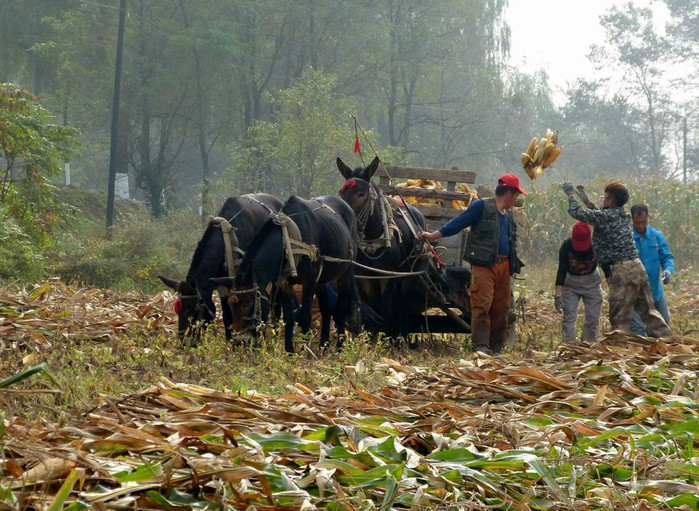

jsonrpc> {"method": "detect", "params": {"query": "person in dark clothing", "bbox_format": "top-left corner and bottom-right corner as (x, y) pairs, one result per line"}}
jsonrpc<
(555, 221), (603, 342)
(419, 173), (526, 354)
(560, 181), (672, 337)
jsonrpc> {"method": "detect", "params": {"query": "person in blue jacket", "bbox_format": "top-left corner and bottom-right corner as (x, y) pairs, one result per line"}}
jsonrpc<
(629, 204), (674, 335)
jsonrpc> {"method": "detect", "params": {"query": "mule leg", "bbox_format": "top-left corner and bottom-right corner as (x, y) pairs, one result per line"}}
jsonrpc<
(333, 270), (359, 350)
(316, 285), (332, 349)
(270, 285), (283, 322)
(346, 276), (362, 335)
(379, 280), (395, 339)
(298, 281), (315, 335)
(281, 288), (296, 353)
(220, 295), (233, 341)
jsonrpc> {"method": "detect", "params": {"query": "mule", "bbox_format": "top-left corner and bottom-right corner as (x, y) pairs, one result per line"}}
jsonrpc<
(159, 193), (282, 342)
(337, 156), (429, 339)
(212, 195), (359, 353)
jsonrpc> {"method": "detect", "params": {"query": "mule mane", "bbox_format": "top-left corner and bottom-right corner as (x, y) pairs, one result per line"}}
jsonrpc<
(350, 165), (369, 180)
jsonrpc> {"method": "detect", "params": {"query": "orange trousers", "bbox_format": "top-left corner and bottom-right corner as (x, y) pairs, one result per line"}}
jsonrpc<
(470, 259), (511, 352)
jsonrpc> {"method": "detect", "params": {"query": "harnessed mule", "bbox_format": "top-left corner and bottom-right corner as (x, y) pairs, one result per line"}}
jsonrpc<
(212, 195), (359, 353)
(159, 193), (282, 342)
(337, 156), (429, 339)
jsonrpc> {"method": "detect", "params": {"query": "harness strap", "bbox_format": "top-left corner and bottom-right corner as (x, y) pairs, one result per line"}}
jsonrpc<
(355, 185), (377, 232)
(376, 187), (392, 248)
(272, 213), (319, 280)
(356, 184), (400, 254)
(246, 195), (276, 214)
(209, 216), (244, 277)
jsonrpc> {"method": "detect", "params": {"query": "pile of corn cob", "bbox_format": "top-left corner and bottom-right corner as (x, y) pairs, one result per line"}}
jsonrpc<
(521, 129), (562, 180)
(394, 179), (478, 209)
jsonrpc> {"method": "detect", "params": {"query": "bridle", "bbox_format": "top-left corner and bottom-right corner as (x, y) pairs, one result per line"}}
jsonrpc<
(226, 285), (270, 335)
(175, 290), (216, 336)
(342, 177), (396, 256)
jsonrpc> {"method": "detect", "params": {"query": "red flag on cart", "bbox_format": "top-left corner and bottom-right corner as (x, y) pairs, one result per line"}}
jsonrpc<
(353, 135), (361, 154)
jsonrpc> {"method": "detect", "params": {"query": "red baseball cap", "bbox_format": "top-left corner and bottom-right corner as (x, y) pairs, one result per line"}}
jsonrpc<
(498, 173), (528, 196)
(571, 221), (592, 251)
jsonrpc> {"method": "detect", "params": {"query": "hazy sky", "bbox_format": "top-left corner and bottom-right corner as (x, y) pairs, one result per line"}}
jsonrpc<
(506, 0), (671, 104)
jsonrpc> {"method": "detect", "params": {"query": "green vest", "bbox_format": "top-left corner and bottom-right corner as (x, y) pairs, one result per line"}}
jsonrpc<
(463, 198), (522, 274)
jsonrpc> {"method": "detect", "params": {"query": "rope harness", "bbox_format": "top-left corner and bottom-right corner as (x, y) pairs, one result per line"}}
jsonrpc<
(208, 216), (245, 278)
(271, 212), (319, 280)
(355, 184), (402, 256)
(207, 195), (277, 293)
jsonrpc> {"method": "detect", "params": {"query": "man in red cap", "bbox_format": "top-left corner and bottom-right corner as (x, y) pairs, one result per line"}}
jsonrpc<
(419, 173), (526, 354)
(554, 221), (604, 342)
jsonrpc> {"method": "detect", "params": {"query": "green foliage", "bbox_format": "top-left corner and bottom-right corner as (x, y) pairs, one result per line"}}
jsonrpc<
(0, 185), (201, 292)
(0, 85), (80, 237)
(52, 209), (200, 293)
(0, 362), (58, 389)
(0, 204), (45, 283)
(222, 69), (402, 199)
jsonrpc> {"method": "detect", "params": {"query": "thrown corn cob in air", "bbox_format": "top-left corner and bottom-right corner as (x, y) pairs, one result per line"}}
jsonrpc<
(521, 128), (562, 180)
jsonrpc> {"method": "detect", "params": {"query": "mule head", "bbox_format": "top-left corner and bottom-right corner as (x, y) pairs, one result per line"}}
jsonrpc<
(210, 276), (269, 340)
(159, 274), (215, 342)
(337, 156), (381, 216)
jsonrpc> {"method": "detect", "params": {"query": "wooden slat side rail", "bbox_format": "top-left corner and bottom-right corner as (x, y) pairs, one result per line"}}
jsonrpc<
(378, 165), (476, 184)
(380, 185), (475, 202)
(409, 206), (466, 220)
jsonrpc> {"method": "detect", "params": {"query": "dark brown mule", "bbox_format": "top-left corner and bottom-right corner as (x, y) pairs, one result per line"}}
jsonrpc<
(159, 194), (281, 343)
(212, 195), (360, 353)
(337, 156), (428, 339)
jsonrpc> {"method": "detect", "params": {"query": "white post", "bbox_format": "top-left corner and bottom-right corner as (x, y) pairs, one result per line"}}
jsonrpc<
(64, 162), (71, 186)
(115, 172), (130, 199)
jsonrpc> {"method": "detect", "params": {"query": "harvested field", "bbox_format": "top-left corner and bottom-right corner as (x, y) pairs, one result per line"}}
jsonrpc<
(2, 280), (699, 509)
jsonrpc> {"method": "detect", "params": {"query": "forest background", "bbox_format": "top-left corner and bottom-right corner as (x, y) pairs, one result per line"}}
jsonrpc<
(1, 0), (698, 290)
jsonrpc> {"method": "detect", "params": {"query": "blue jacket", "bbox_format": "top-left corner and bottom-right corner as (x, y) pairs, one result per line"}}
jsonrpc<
(633, 225), (674, 301)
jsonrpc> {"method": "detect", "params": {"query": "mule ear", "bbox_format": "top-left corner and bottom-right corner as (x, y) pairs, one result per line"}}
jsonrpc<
(364, 156), (381, 180)
(210, 277), (235, 288)
(336, 157), (353, 180)
(159, 275), (182, 292)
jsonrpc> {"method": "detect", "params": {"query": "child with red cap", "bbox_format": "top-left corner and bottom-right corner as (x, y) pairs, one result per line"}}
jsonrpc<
(419, 173), (526, 354)
(554, 221), (604, 342)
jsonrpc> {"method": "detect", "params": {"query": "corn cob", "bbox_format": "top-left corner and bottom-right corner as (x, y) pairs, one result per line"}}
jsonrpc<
(526, 137), (538, 157)
(542, 146), (562, 168)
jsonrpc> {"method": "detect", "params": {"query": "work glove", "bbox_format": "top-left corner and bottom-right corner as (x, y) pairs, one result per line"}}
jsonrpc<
(576, 185), (592, 205)
(554, 295), (564, 314)
(662, 270), (672, 285)
(560, 181), (576, 197)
